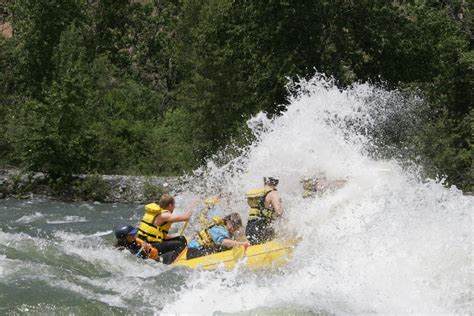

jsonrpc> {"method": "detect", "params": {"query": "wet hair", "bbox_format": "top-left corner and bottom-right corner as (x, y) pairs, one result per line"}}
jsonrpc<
(264, 177), (279, 186)
(159, 193), (175, 208)
(223, 212), (243, 228)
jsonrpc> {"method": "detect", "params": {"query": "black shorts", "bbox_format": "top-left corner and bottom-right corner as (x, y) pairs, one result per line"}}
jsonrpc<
(151, 236), (187, 264)
(245, 219), (275, 245)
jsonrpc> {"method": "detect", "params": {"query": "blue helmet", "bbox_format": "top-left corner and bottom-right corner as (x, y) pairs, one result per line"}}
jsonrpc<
(114, 224), (138, 239)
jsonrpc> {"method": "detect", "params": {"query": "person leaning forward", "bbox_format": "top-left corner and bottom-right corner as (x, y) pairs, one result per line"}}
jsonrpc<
(114, 224), (160, 262)
(137, 193), (191, 264)
(245, 177), (283, 245)
(186, 212), (250, 260)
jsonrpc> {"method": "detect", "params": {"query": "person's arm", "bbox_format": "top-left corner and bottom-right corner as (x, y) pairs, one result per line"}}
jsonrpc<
(221, 239), (250, 248)
(268, 191), (283, 217)
(210, 226), (250, 248)
(154, 211), (192, 226)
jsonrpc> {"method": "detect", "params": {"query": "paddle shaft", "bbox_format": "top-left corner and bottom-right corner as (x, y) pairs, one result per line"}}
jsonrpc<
(179, 220), (189, 236)
(179, 197), (201, 236)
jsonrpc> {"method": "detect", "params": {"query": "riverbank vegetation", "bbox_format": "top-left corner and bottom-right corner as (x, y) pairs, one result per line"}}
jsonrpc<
(0, 0), (472, 192)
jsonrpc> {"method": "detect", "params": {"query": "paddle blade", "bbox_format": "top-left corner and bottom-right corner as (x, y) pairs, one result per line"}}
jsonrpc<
(232, 245), (245, 261)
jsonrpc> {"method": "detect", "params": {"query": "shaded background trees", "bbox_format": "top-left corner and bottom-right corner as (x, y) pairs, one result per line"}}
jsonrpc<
(0, 0), (472, 191)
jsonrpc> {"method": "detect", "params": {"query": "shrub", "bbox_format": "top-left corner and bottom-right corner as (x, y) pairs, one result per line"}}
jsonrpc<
(76, 174), (109, 202)
(143, 179), (164, 203)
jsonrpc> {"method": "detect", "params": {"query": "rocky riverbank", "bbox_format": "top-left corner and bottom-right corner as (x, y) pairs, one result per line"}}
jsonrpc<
(0, 168), (183, 204)
(0, 169), (368, 203)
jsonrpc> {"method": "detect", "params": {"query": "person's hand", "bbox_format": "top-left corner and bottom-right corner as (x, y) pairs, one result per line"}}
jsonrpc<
(241, 241), (250, 255)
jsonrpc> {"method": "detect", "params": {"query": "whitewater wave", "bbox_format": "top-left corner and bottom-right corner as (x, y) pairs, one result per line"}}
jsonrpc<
(163, 75), (473, 314)
(15, 212), (45, 224)
(47, 216), (88, 224)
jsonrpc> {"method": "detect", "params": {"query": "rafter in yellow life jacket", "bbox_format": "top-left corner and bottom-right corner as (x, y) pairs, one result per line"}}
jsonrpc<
(246, 187), (274, 221)
(198, 196), (220, 226)
(137, 203), (171, 243)
(195, 217), (226, 248)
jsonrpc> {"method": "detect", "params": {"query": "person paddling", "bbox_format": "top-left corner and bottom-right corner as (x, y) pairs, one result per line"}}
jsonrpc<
(245, 177), (283, 245)
(114, 224), (160, 262)
(186, 212), (250, 259)
(197, 196), (222, 226)
(137, 193), (192, 264)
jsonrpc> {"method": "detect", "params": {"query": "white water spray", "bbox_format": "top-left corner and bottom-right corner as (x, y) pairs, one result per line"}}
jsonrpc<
(163, 75), (473, 314)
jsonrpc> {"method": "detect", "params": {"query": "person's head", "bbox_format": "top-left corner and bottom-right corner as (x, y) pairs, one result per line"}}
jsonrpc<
(264, 176), (279, 187)
(114, 224), (138, 243)
(159, 193), (175, 211)
(223, 212), (243, 233)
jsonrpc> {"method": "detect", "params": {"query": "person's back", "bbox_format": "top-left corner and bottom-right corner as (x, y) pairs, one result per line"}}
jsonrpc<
(245, 177), (283, 245)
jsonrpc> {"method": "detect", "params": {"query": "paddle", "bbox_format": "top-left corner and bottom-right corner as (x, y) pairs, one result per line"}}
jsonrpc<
(232, 240), (251, 262)
(179, 197), (201, 236)
(232, 245), (246, 261)
(179, 219), (190, 236)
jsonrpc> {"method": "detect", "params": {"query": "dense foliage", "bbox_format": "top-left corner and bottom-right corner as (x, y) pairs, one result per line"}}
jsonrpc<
(0, 0), (472, 192)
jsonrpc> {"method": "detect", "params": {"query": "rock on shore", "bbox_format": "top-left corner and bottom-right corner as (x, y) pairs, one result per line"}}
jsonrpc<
(0, 168), (183, 203)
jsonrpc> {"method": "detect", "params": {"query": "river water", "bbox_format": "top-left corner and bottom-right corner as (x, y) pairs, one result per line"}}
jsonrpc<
(1, 76), (472, 315)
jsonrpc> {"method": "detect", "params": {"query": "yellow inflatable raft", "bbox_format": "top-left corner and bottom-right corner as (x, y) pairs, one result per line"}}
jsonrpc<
(172, 239), (297, 270)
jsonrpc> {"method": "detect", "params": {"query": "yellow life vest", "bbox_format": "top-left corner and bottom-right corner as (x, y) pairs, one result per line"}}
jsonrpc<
(137, 203), (171, 243)
(198, 196), (220, 226)
(204, 196), (220, 205)
(198, 207), (211, 226)
(246, 187), (274, 221)
(195, 217), (226, 248)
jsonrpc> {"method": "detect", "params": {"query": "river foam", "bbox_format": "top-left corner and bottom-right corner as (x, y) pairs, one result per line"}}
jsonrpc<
(162, 75), (473, 314)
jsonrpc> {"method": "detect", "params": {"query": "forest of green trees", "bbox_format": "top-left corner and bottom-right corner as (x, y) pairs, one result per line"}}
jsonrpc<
(0, 0), (472, 192)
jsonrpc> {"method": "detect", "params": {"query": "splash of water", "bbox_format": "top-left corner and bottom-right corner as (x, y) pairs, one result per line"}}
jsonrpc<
(15, 212), (45, 224)
(163, 75), (473, 314)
